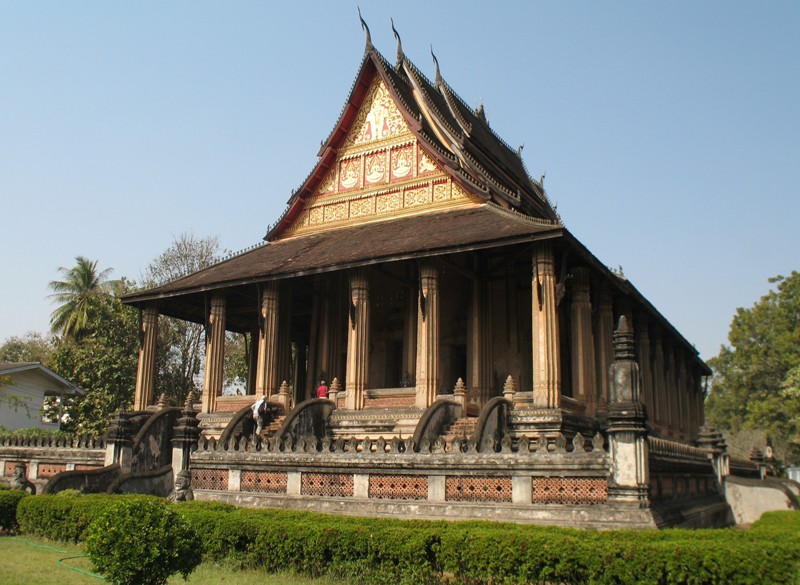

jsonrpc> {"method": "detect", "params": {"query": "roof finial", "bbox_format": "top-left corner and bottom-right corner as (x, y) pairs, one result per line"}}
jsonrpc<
(358, 7), (373, 53)
(475, 98), (487, 122)
(517, 143), (524, 157)
(430, 45), (442, 86)
(391, 18), (404, 67)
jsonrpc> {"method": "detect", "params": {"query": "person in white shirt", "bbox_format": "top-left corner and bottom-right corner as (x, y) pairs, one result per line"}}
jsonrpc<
(251, 394), (268, 435)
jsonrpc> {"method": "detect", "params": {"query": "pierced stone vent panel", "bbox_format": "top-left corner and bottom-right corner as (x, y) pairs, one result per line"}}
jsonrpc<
(301, 472), (354, 497)
(191, 468), (229, 490)
(369, 474), (427, 500)
(241, 471), (288, 494)
(3, 461), (20, 476)
(364, 396), (415, 409)
(38, 463), (67, 479)
(446, 476), (512, 502)
(532, 478), (607, 504)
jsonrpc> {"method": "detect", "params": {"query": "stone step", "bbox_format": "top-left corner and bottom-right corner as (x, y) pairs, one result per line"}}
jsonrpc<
(441, 417), (478, 446)
(262, 415), (286, 437)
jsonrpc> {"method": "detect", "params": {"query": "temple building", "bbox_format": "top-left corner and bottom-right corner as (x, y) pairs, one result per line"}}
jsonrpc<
(100, 29), (751, 528)
(124, 35), (707, 442)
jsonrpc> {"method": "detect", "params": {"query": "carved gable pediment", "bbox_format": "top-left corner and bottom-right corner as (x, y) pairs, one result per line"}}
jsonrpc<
(278, 77), (478, 238)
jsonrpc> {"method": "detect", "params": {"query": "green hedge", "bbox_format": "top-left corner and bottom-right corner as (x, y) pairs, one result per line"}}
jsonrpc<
(15, 494), (800, 584)
(0, 489), (28, 532)
(16, 493), (159, 542)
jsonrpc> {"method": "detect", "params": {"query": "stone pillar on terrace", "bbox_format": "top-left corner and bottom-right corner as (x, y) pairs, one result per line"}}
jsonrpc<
(104, 409), (134, 470)
(201, 294), (226, 414)
(532, 243), (560, 408)
(171, 393), (200, 473)
(415, 262), (440, 409)
(569, 267), (595, 413)
(698, 424), (729, 486)
(345, 271), (370, 410)
(133, 305), (159, 411)
(594, 281), (614, 412)
(255, 282), (280, 399)
(607, 315), (649, 504)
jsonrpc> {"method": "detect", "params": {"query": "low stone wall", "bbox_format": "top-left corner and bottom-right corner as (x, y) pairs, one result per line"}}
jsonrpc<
(0, 435), (105, 492)
(189, 432), (662, 529)
(725, 476), (800, 525)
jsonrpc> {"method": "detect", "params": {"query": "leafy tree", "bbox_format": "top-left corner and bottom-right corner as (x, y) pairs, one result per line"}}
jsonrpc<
(706, 271), (800, 463)
(48, 256), (114, 339)
(48, 288), (139, 435)
(0, 332), (55, 364)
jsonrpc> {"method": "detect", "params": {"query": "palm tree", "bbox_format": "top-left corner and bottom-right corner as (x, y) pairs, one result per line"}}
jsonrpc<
(48, 256), (113, 339)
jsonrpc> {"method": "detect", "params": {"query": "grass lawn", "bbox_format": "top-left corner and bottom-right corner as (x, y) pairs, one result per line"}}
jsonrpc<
(0, 536), (345, 585)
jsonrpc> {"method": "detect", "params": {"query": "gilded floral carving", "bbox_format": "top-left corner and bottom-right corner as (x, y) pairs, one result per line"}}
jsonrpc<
(309, 207), (324, 225)
(350, 197), (374, 218)
(433, 181), (450, 202)
(324, 202), (348, 223)
(418, 150), (437, 175)
(404, 185), (430, 208)
(376, 191), (402, 214)
(318, 171), (335, 195)
(345, 79), (407, 147)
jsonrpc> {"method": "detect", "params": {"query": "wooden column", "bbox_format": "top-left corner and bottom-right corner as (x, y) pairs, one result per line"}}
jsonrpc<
(246, 328), (258, 396)
(255, 282), (280, 398)
(201, 294), (226, 414)
(677, 356), (687, 439)
(634, 312), (654, 424)
(594, 281), (614, 412)
(345, 271), (370, 410)
(403, 288), (417, 387)
(569, 267), (595, 412)
(665, 345), (677, 438)
(415, 262), (440, 409)
(652, 329), (665, 432)
(134, 305), (159, 411)
(468, 277), (492, 407)
(305, 281), (322, 397)
(532, 243), (560, 408)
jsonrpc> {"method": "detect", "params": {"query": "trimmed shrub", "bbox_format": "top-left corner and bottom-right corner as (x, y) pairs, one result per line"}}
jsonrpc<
(85, 498), (202, 585)
(0, 489), (28, 533)
(15, 492), (800, 584)
(16, 493), (158, 542)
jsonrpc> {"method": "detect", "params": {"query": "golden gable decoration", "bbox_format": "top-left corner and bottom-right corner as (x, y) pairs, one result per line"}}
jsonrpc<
(344, 78), (407, 148)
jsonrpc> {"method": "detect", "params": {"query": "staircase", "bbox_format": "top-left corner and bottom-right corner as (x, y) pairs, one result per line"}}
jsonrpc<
(441, 417), (478, 449)
(262, 415), (286, 438)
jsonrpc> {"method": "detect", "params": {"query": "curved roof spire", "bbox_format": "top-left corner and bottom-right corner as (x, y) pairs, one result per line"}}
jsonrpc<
(430, 45), (442, 87)
(358, 7), (373, 53)
(391, 18), (404, 67)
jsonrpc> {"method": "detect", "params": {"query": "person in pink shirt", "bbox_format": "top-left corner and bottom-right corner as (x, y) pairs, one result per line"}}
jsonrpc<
(316, 380), (328, 399)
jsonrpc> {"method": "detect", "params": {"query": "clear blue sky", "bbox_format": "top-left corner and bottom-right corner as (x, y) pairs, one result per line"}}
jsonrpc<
(1, 1), (798, 361)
